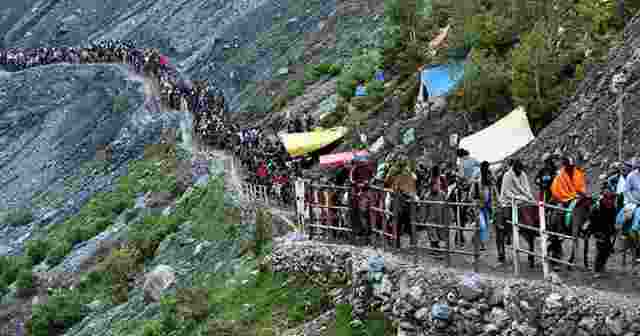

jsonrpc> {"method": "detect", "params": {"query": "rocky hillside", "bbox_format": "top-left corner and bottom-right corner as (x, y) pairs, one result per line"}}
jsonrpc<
(0, 64), (187, 256)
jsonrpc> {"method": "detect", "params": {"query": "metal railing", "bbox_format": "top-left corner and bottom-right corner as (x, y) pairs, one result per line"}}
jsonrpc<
(408, 196), (481, 271)
(508, 196), (575, 279)
(304, 183), (354, 242)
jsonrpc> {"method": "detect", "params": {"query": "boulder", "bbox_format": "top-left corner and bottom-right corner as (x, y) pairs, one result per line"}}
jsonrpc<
(144, 191), (174, 209)
(143, 264), (176, 303)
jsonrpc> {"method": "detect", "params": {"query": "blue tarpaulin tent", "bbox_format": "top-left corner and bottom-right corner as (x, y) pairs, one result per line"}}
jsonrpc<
(421, 61), (465, 97)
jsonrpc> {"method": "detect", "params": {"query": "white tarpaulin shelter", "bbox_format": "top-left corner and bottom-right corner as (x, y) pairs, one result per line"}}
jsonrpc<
(458, 106), (534, 164)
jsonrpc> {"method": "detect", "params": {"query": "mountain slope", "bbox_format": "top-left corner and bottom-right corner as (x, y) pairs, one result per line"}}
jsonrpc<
(512, 13), (640, 184)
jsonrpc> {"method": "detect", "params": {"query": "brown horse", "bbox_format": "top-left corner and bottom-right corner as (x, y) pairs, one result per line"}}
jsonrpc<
(547, 196), (594, 270)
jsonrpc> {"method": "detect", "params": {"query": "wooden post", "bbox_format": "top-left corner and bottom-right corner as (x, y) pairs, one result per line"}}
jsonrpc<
(539, 201), (550, 279)
(410, 200), (418, 265)
(473, 207), (480, 273)
(410, 201), (417, 247)
(309, 185), (315, 240)
(454, 195), (461, 251)
(392, 191), (402, 249)
(512, 198), (520, 276)
(446, 201), (452, 268)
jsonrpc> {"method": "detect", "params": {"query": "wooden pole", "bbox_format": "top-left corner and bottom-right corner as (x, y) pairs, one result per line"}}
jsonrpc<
(539, 201), (550, 280)
(512, 198), (520, 276)
(618, 93), (625, 163)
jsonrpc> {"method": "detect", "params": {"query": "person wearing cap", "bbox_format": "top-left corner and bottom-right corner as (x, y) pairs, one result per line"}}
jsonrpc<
(535, 153), (557, 203)
(591, 173), (618, 275)
(619, 159), (640, 261)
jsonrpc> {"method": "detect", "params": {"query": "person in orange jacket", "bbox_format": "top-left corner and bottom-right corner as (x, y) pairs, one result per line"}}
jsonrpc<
(549, 155), (588, 267)
(550, 156), (587, 206)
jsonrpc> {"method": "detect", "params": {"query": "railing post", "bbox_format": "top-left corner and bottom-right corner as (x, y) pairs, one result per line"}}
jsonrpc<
(392, 191), (401, 249)
(309, 185), (315, 240)
(454, 202), (461, 251)
(410, 200), (417, 247)
(512, 198), (520, 276)
(473, 206), (480, 273)
(410, 199), (417, 264)
(539, 201), (550, 280)
(445, 199), (452, 267)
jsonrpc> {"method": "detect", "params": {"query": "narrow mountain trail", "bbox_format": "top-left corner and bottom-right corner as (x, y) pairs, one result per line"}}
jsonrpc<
(136, 69), (640, 299)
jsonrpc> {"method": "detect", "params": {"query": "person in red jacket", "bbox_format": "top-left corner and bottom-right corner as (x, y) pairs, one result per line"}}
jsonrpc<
(350, 158), (374, 245)
(256, 161), (268, 185)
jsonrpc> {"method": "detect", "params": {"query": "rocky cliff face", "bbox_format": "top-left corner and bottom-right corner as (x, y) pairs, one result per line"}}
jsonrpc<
(0, 0), (337, 112)
(0, 64), (182, 255)
(512, 14), (640, 184)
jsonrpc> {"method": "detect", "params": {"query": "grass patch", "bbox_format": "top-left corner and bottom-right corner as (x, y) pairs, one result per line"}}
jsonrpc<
(204, 270), (338, 335)
(322, 304), (397, 336)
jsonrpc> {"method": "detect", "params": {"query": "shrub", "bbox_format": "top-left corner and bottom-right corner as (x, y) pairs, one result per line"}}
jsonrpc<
(160, 295), (179, 331)
(68, 224), (95, 246)
(25, 239), (49, 265)
(47, 240), (72, 267)
(112, 95), (129, 113)
(140, 320), (164, 336)
(336, 49), (383, 100)
(176, 287), (210, 321)
(287, 80), (305, 98)
(4, 208), (33, 227)
(99, 247), (142, 304)
(255, 208), (272, 256)
(0, 256), (30, 295)
(28, 288), (87, 336)
(15, 268), (35, 297)
(128, 215), (179, 262)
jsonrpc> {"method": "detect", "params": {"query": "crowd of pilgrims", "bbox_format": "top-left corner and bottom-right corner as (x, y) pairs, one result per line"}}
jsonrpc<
(3, 41), (638, 275)
(0, 40), (231, 146)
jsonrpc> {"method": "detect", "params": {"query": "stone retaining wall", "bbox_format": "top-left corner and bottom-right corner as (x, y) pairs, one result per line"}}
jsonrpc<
(271, 239), (640, 336)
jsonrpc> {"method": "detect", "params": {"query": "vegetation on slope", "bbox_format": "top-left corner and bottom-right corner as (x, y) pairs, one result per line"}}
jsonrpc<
(306, 0), (639, 134)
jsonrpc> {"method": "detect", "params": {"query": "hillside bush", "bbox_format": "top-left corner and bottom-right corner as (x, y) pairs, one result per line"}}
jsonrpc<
(287, 80), (305, 98)
(28, 288), (87, 336)
(0, 256), (30, 296)
(4, 208), (33, 227)
(99, 247), (142, 304)
(189, 176), (233, 241)
(15, 268), (35, 297)
(128, 214), (178, 262)
(112, 95), (129, 113)
(25, 239), (49, 265)
(336, 48), (383, 100)
(47, 240), (72, 266)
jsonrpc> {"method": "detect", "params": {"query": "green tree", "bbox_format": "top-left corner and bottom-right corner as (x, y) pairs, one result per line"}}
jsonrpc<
(511, 22), (561, 130)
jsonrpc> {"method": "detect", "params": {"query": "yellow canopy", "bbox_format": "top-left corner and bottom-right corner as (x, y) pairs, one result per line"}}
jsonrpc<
(279, 127), (348, 157)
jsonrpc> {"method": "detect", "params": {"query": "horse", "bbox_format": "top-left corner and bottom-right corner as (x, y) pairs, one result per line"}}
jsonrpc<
(582, 192), (618, 270)
(546, 196), (595, 270)
(444, 176), (477, 247)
